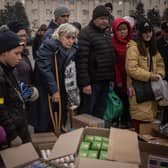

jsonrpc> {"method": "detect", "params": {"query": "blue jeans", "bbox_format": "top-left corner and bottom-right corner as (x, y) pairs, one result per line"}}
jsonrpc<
(79, 81), (109, 119)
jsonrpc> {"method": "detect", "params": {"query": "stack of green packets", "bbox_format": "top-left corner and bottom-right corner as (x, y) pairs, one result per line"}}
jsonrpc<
(78, 135), (109, 160)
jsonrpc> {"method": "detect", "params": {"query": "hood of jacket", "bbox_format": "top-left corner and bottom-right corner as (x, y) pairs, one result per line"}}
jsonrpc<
(112, 18), (132, 45)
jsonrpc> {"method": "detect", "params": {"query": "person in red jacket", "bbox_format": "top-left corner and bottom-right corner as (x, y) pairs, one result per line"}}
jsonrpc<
(112, 18), (132, 128)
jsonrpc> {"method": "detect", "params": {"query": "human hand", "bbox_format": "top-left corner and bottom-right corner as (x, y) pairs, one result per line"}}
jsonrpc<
(10, 136), (22, 147)
(150, 74), (160, 81)
(52, 91), (60, 102)
(82, 85), (92, 95)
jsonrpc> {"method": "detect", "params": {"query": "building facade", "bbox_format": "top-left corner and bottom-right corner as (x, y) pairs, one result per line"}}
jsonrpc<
(1, 0), (168, 34)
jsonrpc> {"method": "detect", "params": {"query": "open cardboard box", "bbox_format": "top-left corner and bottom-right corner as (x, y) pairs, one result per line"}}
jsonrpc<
(138, 123), (168, 168)
(48, 127), (141, 168)
(0, 143), (39, 168)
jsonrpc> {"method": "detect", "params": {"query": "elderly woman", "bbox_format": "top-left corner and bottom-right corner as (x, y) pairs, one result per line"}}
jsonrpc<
(34, 23), (78, 132)
(125, 20), (165, 133)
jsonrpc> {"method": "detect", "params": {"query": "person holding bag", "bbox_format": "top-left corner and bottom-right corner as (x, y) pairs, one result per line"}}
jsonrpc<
(125, 20), (165, 133)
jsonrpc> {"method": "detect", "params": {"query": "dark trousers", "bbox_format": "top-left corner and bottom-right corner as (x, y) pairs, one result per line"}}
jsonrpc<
(79, 81), (109, 119)
(161, 106), (168, 125)
(118, 92), (131, 125)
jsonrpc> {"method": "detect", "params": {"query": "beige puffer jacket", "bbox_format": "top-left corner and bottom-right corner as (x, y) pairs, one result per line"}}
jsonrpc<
(125, 40), (165, 121)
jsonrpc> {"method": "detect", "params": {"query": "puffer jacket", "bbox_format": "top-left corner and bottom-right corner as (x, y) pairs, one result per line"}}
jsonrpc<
(125, 40), (165, 121)
(76, 21), (115, 87)
(0, 63), (30, 143)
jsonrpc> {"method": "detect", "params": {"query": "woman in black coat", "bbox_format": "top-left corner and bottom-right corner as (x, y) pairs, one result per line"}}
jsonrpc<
(33, 23), (79, 132)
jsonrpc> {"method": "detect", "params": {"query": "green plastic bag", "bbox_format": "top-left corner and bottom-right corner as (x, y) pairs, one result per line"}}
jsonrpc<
(103, 90), (123, 121)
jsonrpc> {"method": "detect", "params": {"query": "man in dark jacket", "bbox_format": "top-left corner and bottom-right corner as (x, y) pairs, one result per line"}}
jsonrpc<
(157, 21), (168, 126)
(43, 5), (70, 40)
(77, 5), (115, 119)
(0, 30), (30, 147)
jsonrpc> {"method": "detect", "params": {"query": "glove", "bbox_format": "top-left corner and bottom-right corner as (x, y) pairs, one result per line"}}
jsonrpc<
(10, 136), (22, 147)
(19, 82), (32, 100)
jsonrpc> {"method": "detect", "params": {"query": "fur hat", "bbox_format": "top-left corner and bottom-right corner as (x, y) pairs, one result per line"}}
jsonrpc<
(54, 5), (70, 18)
(92, 5), (109, 20)
(0, 30), (22, 54)
(8, 21), (25, 33)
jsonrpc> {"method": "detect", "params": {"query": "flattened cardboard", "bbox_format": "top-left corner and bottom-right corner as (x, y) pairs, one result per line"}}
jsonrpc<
(48, 128), (83, 160)
(78, 158), (139, 168)
(107, 128), (141, 164)
(0, 143), (39, 168)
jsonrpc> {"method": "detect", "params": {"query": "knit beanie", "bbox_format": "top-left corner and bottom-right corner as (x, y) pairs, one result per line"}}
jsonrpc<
(8, 21), (25, 33)
(137, 20), (153, 33)
(92, 5), (109, 20)
(0, 30), (22, 54)
(54, 5), (70, 18)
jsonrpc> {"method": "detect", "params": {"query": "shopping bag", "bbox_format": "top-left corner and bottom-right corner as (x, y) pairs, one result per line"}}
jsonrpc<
(103, 90), (123, 121)
(151, 76), (168, 101)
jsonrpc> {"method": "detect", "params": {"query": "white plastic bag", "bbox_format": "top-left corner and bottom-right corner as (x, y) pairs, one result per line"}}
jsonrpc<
(151, 76), (168, 101)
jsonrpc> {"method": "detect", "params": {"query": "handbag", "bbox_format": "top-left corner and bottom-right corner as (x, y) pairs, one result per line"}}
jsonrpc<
(132, 53), (155, 103)
(132, 79), (155, 103)
(103, 90), (123, 121)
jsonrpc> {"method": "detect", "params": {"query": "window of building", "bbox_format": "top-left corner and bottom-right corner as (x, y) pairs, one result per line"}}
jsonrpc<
(32, 9), (38, 15)
(81, 0), (88, 5)
(69, 0), (75, 4)
(32, 20), (38, 29)
(46, 9), (52, 16)
(117, 9), (122, 16)
(83, 9), (89, 16)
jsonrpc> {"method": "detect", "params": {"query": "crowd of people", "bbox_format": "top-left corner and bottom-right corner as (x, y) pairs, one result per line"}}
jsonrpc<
(0, 2), (168, 148)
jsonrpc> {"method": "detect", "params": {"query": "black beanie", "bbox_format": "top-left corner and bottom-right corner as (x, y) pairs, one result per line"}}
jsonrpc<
(8, 21), (25, 33)
(0, 30), (22, 54)
(137, 20), (153, 33)
(92, 5), (109, 20)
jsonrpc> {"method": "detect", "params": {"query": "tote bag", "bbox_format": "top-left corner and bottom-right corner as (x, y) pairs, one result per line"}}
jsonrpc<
(103, 90), (123, 121)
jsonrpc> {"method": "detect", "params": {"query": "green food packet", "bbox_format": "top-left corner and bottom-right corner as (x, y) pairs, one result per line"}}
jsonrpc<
(79, 141), (91, 150)
(99, 150), (107, 160)
(87, 150), (98, 159)
(78, 150), (88, 158)
(84, 135), (94, 142)
(94, 136), (103, 142)
(91, 141), (102, 150)
(102, 137), (109, 143)
(101, 142), (108, 151)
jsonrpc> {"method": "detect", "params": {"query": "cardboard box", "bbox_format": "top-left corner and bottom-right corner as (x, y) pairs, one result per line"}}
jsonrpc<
(31, 132), (57, 145)
(148, 155), (168, 168)
(48, 127), (141, 168)
(72, 114), (105, 128)
(138, 123), (168, 168)
(0, 143), (39, 168)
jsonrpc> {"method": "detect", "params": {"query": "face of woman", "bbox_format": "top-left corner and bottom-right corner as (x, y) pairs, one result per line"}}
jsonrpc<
(60, 33), (76, 49)
(142, 30), (153, 42)
(117, 23), (129, 39)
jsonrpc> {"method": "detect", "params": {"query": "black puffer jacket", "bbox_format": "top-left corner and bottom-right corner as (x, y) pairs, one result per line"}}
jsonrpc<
(0, 63), (30, 144)
(157, 37), (168, 81)
(76, 21), (115, 87)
